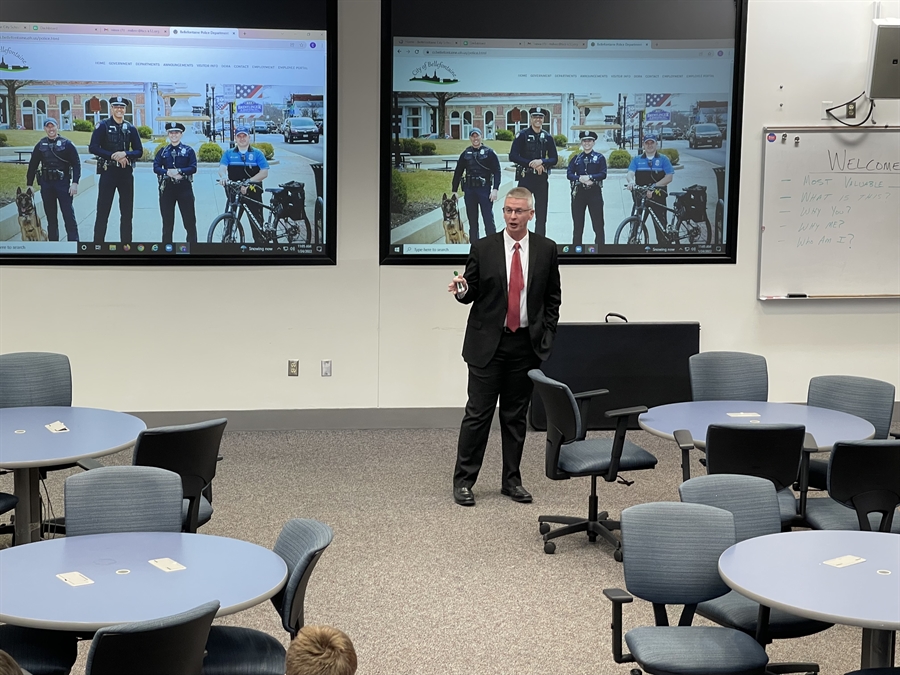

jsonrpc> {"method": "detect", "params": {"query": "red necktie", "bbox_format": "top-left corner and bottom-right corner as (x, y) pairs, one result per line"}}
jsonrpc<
(507, 243), (523, 330)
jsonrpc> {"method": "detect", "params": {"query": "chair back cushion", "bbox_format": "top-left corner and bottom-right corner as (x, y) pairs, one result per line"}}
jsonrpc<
(679, 474), (781, 542)
(65, 466), (183, 537)
(807, 375), (895, 439)
(828, 440), (900, 530)
(272, 519), (334, 635)
(705, 424), (805, 492)
(689, 351), (768, 402)
(621, 502), (735, 605)
(86, 600), (218, 675)
(132, 419), (227, 531)
(528, 369), (581, 440)
(0, 352), (72, 408)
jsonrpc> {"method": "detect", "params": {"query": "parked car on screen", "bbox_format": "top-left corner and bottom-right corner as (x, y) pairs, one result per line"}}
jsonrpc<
(283, 117), (320, 144)
(252, 120), (269, 134)
(687, 123), (723, 149)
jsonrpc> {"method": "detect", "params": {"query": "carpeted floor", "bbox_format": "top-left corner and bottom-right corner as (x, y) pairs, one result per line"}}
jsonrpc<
(1, 421), (896, 674)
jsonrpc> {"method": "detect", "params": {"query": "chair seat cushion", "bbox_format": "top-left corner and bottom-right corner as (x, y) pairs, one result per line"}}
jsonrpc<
(202, 625), (285, 675)
(0, 625), (78, 675)
(776, 487), (798, 525)
(182, 496), (214, 529)
(805, 496), (900, 533)
(558, 438), (658, 476)
(625, 626), (769, 675)
(698, 590), (832, 640)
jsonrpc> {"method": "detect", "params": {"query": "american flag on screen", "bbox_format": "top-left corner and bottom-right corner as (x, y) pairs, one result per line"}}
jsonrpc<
(234, 84), (264, 99)
(645, 93), (671, 107)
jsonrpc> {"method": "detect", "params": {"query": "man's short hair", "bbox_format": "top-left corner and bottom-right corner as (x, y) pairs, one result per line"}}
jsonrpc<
(0, 650), (24, 675)
(505, 186), (535, 209)
(286, 625), (357, 675)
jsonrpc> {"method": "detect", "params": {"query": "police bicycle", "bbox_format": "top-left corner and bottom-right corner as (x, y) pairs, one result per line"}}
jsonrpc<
(614, 184), (712, 247)
(207, 180), (322, 246)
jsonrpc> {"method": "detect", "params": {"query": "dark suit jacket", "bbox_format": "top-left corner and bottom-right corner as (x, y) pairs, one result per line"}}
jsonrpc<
(457, 231), (562, 368)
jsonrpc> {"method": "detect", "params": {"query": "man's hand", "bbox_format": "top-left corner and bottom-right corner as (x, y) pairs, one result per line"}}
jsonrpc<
(69, 183), (78, 197)
(579, 175), (591, 184)
(166, 169), (180, 179)
(528, 159), (543, 170)
(489, 189), (498, 202)
(218, 176), (227, 186)
(448, 274), (468, 295)
(116, 156), (129, 168)
(111, 151), (126, 162)
(240, 185), (248, 195)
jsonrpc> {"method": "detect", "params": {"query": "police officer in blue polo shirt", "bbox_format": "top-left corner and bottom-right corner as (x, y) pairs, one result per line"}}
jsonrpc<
(509, 108), (557, 237)
(154, 122), (198, 243)
(566, 130), (607, 247)
(26, 118), (81, 242)
(89, 96), (143, 242)
(218, 127), (269, 243)
(626, 134), (674, 227)
(451, 128), (501, 242)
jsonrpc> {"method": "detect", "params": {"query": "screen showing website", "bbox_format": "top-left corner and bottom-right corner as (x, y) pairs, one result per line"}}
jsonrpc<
(0, 21), (330, 261)
(384, 15), (740, 264)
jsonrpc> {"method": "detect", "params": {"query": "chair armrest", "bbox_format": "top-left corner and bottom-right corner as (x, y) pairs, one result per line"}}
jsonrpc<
(573, 390), (609, 438)
(604, 405), (648, 418)
(573, 388), (609, 401)
(603, 588), (635, 664)
(802, 433), (819, 453)
(673, 429), (695, 483)
(217, 455), (224, 462)
(77, 458), (104, 471)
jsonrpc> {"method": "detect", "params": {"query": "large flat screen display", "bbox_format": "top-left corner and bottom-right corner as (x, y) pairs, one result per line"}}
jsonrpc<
(381, 0), (746, 265)
(0, 0), (336, 264)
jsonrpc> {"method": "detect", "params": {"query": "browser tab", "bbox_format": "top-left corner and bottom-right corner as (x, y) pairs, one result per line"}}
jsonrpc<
(169, 27), (238, 39)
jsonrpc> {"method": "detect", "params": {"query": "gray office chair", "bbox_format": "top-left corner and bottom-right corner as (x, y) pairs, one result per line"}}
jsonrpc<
(680, 474), (831, 674)
(804, 440), (900, 533)
(689, 351), (768, 401)
(131, 419), (227, 533)
(527, 369), (658, 559)
(64, 466), (183, 537)
(201, 518), (334, 675)
(0, 627), (77, 675)
(805, 375), (895, 490)
(85, 600), (219, 675)
(603, 502), (770, 675)
(845, 670), (900, 675)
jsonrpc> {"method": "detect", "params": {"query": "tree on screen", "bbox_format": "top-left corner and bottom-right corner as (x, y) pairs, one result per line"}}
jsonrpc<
(398, 91), (460, 137)
(0, 80), (44, 129)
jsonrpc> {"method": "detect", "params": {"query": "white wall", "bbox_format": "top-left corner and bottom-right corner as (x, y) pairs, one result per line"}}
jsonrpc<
(1, 0), (898, 412)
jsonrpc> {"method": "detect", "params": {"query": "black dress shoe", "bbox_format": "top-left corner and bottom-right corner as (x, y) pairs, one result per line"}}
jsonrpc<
(501, 485), (533, 503)
(453, 486), (475, 506)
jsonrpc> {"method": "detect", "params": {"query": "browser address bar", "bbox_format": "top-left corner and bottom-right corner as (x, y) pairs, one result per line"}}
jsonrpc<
(421, 49), (488, 56)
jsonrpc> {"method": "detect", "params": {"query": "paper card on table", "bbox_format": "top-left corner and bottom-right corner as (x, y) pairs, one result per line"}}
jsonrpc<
(823, 554), (866, 568)
(726, 412), (761, 418)
(57, 571), (94, 586)
(148, 557), (186, 572)
(45, 421), (69, 433)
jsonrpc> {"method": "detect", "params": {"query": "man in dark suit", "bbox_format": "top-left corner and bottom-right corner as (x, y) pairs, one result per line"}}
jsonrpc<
(448, 187), (562, 506)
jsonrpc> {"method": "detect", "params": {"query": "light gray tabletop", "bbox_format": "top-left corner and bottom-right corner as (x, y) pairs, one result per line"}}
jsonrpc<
(0, 406), (147, 544)
(0, 532), (288, 631)
(719, 530), (899, 668)
(638, 401), (875, 450)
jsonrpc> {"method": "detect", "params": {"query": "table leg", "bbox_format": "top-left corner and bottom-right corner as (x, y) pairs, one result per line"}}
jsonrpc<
(861, 628), (896, 668)
(12, 468), (41, 545)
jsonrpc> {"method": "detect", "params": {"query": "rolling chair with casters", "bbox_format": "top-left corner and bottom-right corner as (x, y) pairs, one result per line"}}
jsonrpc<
(527, 370), (657, 559)
(689, 350), (768, 401)
(85, 601), (219, 675)
(805, 375), (895, 490)
(680, 474), (831, 675)
(804, 439), (900, 533)
(603, 502), (770, 675)
(201, 518), (334, 675)
(0, 626), (77, 675)
(131, 419), (227, 533)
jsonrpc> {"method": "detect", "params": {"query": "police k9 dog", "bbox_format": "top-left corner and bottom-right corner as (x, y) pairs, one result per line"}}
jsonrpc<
(441, 193), (469, 245)
(16, 187), (48, 241)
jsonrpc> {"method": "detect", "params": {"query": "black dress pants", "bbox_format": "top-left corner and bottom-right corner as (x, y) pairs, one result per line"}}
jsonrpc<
(454, 329), (540, 489)
(160, 181), (197, 243)
(93, 167), (134, 242)
(571, 186), (604, 247)
(518, 174), (549, 237)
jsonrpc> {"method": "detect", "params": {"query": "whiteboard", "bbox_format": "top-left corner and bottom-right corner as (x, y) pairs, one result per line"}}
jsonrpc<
(758, 127), (900, 299)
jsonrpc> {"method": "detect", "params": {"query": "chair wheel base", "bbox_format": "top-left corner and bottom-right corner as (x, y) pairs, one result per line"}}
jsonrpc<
(544, 541), (556, 554)
(614, 547), (623, 563)
(539, 522), (550, 535)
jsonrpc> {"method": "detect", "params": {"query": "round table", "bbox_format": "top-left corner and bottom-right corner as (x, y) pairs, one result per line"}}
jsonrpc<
(638, 401), (875, 450)
(0, 532), (288, 631)
(0, 406), (147, 544)
(719, 530), (900, 668)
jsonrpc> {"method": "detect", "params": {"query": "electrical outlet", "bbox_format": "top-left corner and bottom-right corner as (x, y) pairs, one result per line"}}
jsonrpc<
(288, 360), (299, 377)
(321, 360), (332, 377)
(821, 101), (833, 120)
(846, 102), (856, 119)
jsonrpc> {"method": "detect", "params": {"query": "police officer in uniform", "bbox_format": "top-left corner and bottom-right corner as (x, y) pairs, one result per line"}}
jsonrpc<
(509, 108), (557, 237)
(26, 118), (81, 241)
(566, 130), (607, 248)
(218, 127), (269, 243)
(451, 128), (501, 242)
(89, 96), (143, 242)
(626, 134), (674, 228)
(153, 122), (198, 243)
